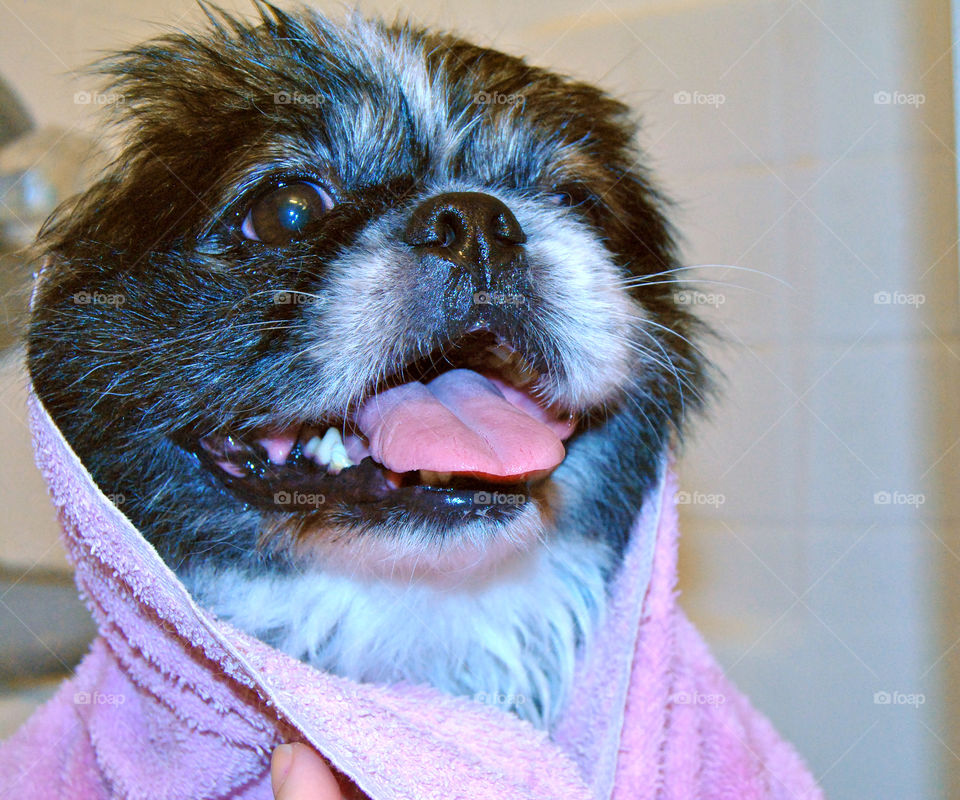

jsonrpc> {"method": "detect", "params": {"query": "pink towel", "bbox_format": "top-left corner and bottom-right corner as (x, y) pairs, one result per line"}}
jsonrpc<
(0, 389), (823, 799)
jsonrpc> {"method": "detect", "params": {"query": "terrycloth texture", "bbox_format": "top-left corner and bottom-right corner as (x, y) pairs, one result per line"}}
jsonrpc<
(0, 389), (824, 799)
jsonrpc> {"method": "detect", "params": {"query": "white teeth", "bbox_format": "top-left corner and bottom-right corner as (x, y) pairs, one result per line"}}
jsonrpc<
(313, 427), (353, 474)
(504, 362), (539, 388)
(512, 366), (539, 387)
(329, 446), (352, 474)
(486, 344), (515, 365)
(302, 435), (322, 459)
(315, 428), (340, 465)
(419, 470), (452, 486)
(485, 344), (539, 388)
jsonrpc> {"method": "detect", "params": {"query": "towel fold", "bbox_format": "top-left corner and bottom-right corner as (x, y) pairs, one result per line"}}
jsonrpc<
(0, 388), (823, 799)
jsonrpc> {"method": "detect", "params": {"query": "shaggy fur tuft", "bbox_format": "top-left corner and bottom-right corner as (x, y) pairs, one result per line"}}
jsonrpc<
(27, 3), (709, 728)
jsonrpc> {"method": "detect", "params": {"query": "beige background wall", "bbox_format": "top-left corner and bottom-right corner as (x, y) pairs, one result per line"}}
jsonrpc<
(0, 1), (957, 797)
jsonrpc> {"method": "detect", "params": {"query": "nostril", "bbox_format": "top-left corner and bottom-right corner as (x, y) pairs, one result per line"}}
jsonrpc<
(435, 212), (460, 249)
(491, 211), (526, 246)
(404, 206), (464, 248)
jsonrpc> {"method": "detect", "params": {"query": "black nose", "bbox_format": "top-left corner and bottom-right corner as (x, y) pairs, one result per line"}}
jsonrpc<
(403, 192), (526, 281)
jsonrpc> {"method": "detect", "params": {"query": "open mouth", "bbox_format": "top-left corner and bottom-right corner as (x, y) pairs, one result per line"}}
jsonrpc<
(193, 331), (579, 518)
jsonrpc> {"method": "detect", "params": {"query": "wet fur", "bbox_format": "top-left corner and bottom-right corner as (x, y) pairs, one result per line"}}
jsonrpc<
(26, 4), (707, 727)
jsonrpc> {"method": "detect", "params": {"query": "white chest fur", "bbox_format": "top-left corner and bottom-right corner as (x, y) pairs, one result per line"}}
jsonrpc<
(183, 534), (612, 727)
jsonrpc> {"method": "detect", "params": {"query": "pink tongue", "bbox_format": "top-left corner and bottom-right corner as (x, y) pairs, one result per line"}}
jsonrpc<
(357, 369), (573, 479)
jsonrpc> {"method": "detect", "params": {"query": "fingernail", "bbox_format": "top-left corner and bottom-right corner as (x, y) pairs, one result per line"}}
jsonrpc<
(271, 743), (295, 794)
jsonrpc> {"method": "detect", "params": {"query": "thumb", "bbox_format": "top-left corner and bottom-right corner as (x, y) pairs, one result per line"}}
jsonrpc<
(271, 742), (345, 800)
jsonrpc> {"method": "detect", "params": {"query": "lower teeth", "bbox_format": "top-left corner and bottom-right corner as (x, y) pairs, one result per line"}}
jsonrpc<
(419, 469), (452, 486)
(303, 427), (354, 474)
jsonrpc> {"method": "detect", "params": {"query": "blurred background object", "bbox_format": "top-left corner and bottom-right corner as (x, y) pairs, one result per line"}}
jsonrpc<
(0, 74), (32, 147)
(0, 71), (35, 355)
(0, 2), (957, 797)
(0, 119), (107, 351)
(0, 72), (102, 737)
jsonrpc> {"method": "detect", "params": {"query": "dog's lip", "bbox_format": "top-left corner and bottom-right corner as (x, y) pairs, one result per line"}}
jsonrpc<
(197, 449), (540, 514)
(191, 331), (578, 514)
(364, 329), (553, 406)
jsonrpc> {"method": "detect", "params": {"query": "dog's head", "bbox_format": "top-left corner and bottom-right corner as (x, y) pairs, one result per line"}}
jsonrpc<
(28, 4), (706, 580)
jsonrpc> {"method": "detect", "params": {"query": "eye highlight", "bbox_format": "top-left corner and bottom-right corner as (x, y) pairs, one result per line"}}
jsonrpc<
(547, 183), (594, 209)
(240, 181), (334, 244)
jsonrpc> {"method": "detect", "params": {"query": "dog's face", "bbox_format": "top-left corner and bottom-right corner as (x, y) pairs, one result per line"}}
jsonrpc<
(28, 6), (704, 584)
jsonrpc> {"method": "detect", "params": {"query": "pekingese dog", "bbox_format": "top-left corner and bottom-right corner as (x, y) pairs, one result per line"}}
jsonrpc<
(27, 2), (707, 728)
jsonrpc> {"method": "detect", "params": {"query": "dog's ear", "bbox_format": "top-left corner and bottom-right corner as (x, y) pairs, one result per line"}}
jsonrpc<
(604, 166), (679, 276)
(27, 253), (57, 314)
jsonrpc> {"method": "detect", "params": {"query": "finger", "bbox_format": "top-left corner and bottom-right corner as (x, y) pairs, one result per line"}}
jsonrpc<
(272, 742), (344, 800)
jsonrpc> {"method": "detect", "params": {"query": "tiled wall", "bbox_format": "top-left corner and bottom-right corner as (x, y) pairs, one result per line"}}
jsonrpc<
(1, 1), (956, 797)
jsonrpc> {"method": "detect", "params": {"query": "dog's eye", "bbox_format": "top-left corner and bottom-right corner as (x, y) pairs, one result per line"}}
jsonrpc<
(548, 184), (593, 209)
(241, 182), (334, 244)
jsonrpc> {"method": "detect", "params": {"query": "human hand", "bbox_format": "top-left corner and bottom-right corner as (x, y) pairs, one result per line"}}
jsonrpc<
(271, 742), (344, 800)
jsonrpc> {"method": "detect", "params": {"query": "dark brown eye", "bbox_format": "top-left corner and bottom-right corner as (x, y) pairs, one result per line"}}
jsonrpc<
(548, 183), (593, 209)
(241, 181), (334, 244)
